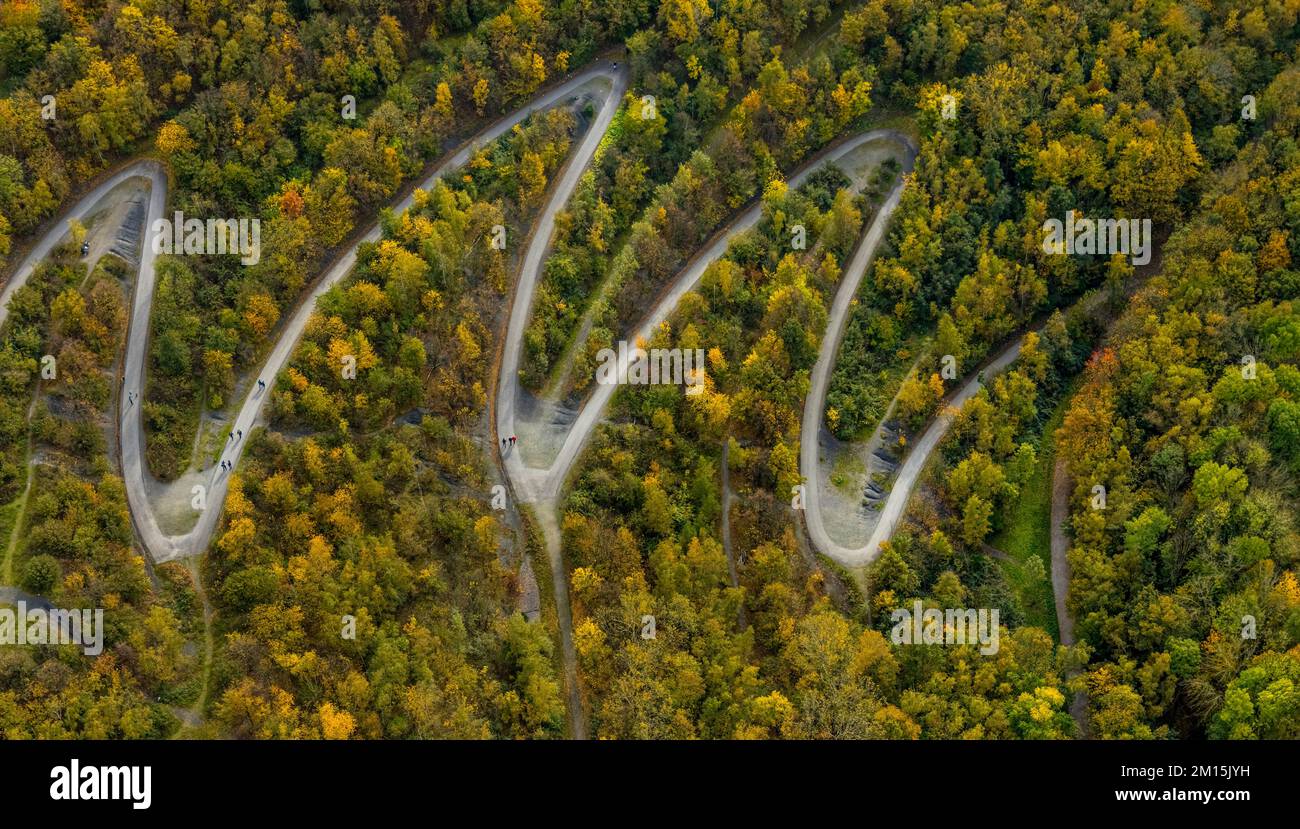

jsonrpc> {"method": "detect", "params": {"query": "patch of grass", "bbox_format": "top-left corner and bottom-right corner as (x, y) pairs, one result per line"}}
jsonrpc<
(995, 551), (1057, 640)
(989, 388), (1075, 640)
(0, 493), (24, 585)
(829, 450), (864, 494)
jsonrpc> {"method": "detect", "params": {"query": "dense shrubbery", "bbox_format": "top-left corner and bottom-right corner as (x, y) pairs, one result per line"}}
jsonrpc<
(203, 102), (576, 739)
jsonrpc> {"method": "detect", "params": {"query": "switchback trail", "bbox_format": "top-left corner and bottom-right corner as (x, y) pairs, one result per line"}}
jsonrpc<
(492, 64), (629, 739)
(801, 260), (1149, 569)
(2, 60), (629, 568)
(496, 126), (917, 736)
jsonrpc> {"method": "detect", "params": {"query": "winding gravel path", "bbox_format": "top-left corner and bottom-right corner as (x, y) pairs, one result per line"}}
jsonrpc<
(1050, 458), (1076, 645)
(2, 60), (628, 567)
(500, 129), (920, 505)
(803, 333), (1025, 568)
(804, 237), (1160, 578)
(794, 135), (931, 569)
(495, 126), (917, 735)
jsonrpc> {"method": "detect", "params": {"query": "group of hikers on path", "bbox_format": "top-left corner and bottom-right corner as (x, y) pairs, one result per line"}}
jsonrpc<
(215, 377), (269, 474)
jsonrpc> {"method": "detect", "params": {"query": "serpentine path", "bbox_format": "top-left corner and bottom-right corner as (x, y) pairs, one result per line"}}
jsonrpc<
(802, 321), (1025, 568)
(1, 59), (627, 567)
(8, 68), (944, 735)
(498, 128), (919, 503)
(802, 251), (1150, 570)
(496, 127), (917, 736)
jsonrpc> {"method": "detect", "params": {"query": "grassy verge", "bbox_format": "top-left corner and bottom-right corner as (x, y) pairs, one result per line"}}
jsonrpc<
(0, 490), (25, 585)
(988, 387), (1075, 640)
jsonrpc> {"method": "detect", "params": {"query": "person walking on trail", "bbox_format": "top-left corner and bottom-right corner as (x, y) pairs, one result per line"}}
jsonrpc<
(510, 435), (516, 446)
(236, 429), (243, 442)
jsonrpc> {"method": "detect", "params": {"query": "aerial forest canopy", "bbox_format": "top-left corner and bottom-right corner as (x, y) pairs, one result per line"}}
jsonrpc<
(0, 0), (1294, 744)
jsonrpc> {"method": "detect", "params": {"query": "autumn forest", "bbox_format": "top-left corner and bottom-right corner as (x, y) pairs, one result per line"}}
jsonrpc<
(0, 0), (1296, 746)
